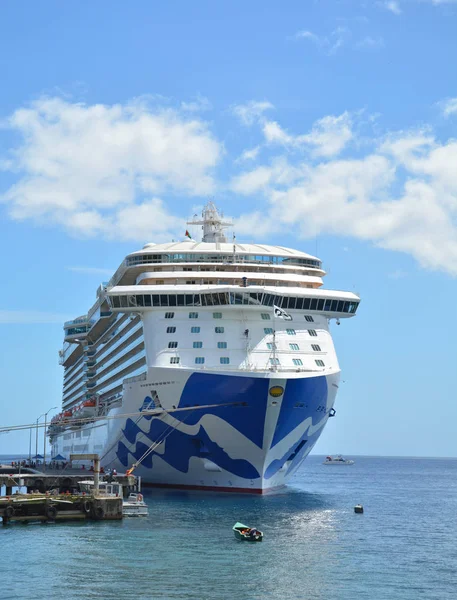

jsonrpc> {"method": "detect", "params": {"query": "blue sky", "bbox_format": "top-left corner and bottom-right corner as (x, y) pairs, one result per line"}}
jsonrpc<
(1, 0), (457, 456)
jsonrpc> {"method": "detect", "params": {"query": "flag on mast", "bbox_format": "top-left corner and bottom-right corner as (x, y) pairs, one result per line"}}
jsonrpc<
(185, 230), (192, 239)
(273, 305), (292, 320)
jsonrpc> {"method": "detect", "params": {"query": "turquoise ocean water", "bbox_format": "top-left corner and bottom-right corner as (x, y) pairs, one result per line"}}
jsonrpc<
(1, 455), (457, 599)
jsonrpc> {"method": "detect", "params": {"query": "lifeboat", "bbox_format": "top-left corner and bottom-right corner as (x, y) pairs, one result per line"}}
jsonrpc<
(79, 398), (97, 418)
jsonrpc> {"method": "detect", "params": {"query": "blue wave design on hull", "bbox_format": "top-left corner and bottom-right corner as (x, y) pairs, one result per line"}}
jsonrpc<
(116, 372), (330, 482)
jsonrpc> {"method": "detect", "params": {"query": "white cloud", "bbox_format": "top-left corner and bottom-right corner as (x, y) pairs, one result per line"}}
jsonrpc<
(236, 146), (261, 162)
(440, 97), (457, 117)
(0, 310), (71, 324)
(262, 112), (353, 157)
(231, 100), (274, 125)
(293, 26), (351, 55)
(180, 95), (212, 112)
(384, 1), (402, 14)
(232, 122), (457, 275)
(0, 96), (221, 240)
(294, 30), (320, 43)
(4, 94), (457, 278)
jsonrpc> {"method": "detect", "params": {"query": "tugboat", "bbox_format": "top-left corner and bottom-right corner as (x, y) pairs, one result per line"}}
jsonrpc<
(323, 455), (354, 465)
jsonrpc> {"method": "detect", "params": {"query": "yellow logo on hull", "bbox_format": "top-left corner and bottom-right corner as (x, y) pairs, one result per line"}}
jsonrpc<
(269, 386), (284, 398)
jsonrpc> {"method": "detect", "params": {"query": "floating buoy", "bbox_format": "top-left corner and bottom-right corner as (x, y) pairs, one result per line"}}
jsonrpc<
(354, 504), (364, 514)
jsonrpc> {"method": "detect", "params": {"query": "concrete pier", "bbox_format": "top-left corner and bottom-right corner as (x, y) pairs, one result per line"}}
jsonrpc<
(0, 494), (123, 524)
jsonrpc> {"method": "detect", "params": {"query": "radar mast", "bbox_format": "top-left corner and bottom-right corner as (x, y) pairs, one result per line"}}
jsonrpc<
(187, 202), (232, 243)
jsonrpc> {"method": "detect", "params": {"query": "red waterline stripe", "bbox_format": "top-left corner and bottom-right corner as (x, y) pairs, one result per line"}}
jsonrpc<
(142, 481), (284, 494)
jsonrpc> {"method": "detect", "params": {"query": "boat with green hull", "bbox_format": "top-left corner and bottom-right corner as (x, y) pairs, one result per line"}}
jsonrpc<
(233, 522), (263, 542)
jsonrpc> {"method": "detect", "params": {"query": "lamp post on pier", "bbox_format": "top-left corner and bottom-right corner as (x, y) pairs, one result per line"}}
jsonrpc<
(43, 406), (57, 472)
(35, 413), (45, 465)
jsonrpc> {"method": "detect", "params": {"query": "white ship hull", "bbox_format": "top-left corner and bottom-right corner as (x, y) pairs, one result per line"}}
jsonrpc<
(53, 366), (340, 493)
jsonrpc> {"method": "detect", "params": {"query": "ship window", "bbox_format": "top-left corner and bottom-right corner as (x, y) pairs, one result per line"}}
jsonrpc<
(166, 327), (176, 333)
(213, 312), (222, 319)
(289, 343), (300, 350)
(293, 359), (303, 366)
(337, 300), (344, 312)
(308, 330), (317, 337)
(215, 327), (225, 333)
(315, 359), (325, 367)
(267, 343), (277, 350)
(261, 313), (271, 320)
(305, 316), (314, 322)
(330, 300), (338, 311)
(193, 342), (203, 348)
(324, 299), (332, 312)
(311, 344), (321, 351)
(191, 326), (200, 333)
(189, 312), (199, 319)
(168, 342), (178, 348)
(310, 299), (318, 310)
(269, 358), (280, 365)
(165, 312), (175, 319)
(220, 357), (230, 364)
(177, 295), (185, 306)
(195, 357), (205, 364)
(152, 295), (160, 307)
(296, 298), (304, 310)
(286, 329), (296, 335)
(303, 298), (311, 310)
(217, 342), (227, 349)
(160, 295), (169, 307)
(264, 328), (273, 335)
(170, 357), (180, 364)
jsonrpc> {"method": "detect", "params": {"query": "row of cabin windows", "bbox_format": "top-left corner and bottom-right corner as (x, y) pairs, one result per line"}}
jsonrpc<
(169, 357), (230, 365)
(170, 356), (326, 366)
(165, 312), (221, 320)
(110, 292), (359, 314)
(168, 341), (228, 349)
(270, 358), (326, 367)
(167, 326), (225, 334)
(166, 325), (318, 338)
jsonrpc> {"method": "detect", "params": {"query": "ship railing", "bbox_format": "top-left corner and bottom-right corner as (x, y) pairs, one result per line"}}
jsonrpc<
(123, 372), (147, 384)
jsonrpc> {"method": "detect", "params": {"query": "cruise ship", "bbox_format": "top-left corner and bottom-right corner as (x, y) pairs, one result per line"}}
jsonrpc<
(50, 203), (360, 493)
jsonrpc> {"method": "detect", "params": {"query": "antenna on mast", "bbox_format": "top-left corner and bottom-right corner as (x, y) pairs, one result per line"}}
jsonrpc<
(187, 201), (232, 242)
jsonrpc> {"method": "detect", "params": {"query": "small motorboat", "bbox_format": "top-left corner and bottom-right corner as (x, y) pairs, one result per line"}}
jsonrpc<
(122, 493), (148, 517)
(323, 455), (354, 465)
(233, 522), (263, 542)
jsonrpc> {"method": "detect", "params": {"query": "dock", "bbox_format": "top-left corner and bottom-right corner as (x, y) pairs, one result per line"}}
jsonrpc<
(0, 452), (142, 524)
(0, 468), (137, 497)
(0, 493), (123, 524)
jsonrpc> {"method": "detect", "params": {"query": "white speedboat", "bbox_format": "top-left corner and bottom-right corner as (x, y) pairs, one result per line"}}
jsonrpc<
(122, 493), (148, 517)
(323, 455), (354, 465)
